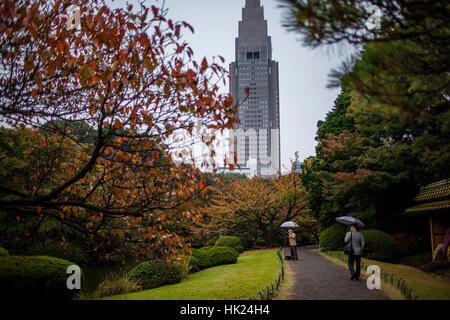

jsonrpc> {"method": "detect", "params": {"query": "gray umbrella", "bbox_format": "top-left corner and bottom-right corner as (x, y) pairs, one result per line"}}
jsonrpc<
(335, 216), (365, 227)
(280, 221), (299, 228)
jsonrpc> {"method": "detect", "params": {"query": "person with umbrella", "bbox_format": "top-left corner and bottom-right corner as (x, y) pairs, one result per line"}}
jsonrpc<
(288, 229), (298, 260)
(336, 216), (365, 281)
(280, 221), (299, 261)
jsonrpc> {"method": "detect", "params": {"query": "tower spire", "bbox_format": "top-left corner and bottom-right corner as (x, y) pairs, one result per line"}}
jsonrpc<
(245, 0), (261, 8)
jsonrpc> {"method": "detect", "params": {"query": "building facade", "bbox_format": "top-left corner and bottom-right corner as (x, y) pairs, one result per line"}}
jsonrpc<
(229, 0), (280, 176)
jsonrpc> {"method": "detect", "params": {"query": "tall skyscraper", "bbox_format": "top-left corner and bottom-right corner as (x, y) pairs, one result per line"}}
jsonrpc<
(229, 0), (280, 176)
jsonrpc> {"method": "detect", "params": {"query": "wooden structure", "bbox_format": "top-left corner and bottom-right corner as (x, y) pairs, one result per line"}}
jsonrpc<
(405, 179), (450, 261)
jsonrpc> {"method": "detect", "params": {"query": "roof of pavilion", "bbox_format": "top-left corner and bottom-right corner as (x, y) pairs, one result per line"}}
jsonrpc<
(405, 179), (450, 214)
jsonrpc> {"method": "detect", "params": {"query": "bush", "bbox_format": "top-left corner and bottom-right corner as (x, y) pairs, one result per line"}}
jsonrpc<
(199, 246), (212, 251)
(96, 272), (142, 297)
(215, 236), (241, 248)
(0, 255), (82, 300)
(26, 241), (88, 266)
(0, 247), (9, 258)
(127, 260), (184, 289)
(319, 225), (347, 251)
(189, 246), (238, 271)
(234, 245), (244, 253)
(361, 230), (397, 261)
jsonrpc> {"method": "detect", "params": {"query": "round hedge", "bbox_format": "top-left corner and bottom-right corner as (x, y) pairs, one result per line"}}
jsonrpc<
(0, 255), (82, 300)
(361, 230), (396, 261)
(128, 260), (184, 289)
(189, 246), (238, 271)
(0, 247), (9, 258)
(27, 241), (88, 266)
(215, 236), (241, 249)
(319, 225), (347, 251)
(234, 245), (244, 253)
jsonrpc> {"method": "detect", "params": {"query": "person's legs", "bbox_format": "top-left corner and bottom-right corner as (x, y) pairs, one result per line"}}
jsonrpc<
(348, 254), (355, 279)
(290, 246), (297, 260)
(354, 255), (361, 280)
(292, 246), (298, 260)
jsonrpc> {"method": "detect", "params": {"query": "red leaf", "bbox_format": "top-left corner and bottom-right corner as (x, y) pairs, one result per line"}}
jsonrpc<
(244, 87), (250, 95)
(200, 57), (207, 73)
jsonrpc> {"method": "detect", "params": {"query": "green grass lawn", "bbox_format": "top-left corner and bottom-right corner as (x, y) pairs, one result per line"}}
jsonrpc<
(321, 252), (450, 300)
(104, 249), (281, 300)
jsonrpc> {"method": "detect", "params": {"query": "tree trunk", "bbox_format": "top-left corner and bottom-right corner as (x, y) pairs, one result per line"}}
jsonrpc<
(265, 229), (274, 248)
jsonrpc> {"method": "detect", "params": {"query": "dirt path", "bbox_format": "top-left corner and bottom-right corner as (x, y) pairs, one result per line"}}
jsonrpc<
(282, 245), (389, 300)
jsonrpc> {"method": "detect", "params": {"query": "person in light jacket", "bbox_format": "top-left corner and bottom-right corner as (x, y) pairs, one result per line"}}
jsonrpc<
(344, 224), (365, 280)
(288, 229), (298, 260)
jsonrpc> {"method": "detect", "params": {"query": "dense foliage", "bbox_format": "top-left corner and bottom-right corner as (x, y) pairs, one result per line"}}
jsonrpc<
(202, 168), (312, 248)
(284, 0), (449, 258)
(0, 0), (239, 261)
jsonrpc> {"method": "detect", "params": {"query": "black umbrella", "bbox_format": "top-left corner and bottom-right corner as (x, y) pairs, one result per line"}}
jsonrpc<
(335, 216), (365, 227)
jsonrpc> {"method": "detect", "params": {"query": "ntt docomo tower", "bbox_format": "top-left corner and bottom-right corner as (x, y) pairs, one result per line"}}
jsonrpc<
(229, 0), (281, 176)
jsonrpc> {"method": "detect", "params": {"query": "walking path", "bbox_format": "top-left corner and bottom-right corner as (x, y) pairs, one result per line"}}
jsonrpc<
(283, 245), (389, 300)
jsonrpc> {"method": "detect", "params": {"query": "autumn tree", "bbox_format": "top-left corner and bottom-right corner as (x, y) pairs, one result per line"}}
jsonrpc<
(203, 170), (309, 248)
(0, 0), (238, 260)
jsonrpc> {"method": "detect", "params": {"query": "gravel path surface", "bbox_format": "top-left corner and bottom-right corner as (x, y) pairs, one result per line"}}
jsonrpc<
(283, 245), (389, 300)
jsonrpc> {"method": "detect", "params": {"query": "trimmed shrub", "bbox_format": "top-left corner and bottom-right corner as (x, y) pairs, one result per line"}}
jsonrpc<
(361, 230), (397, 261)
(234, 245), (244, 253)
(127, 260), (184, 289)
(0, 247), (9, 258)
(319, 225), (347, 251)
(26, 241), (88, 266)
(96, 272), (142, 297)
(215, 236), (241, 249)
(189, 246), (238, 271)
(199, 246), (212, 251)
(0, 255), (82, 300)
(199, 246), (238, 269)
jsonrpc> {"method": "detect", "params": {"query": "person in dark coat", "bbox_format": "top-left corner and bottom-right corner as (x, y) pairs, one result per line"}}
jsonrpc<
(344, 224), (365, 280)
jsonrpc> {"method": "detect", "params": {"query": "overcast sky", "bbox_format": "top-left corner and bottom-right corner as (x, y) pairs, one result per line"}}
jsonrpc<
(112, 0), (342, 171)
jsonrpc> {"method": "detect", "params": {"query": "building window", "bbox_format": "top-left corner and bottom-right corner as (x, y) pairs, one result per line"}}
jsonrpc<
(246, 52), (260, 60)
